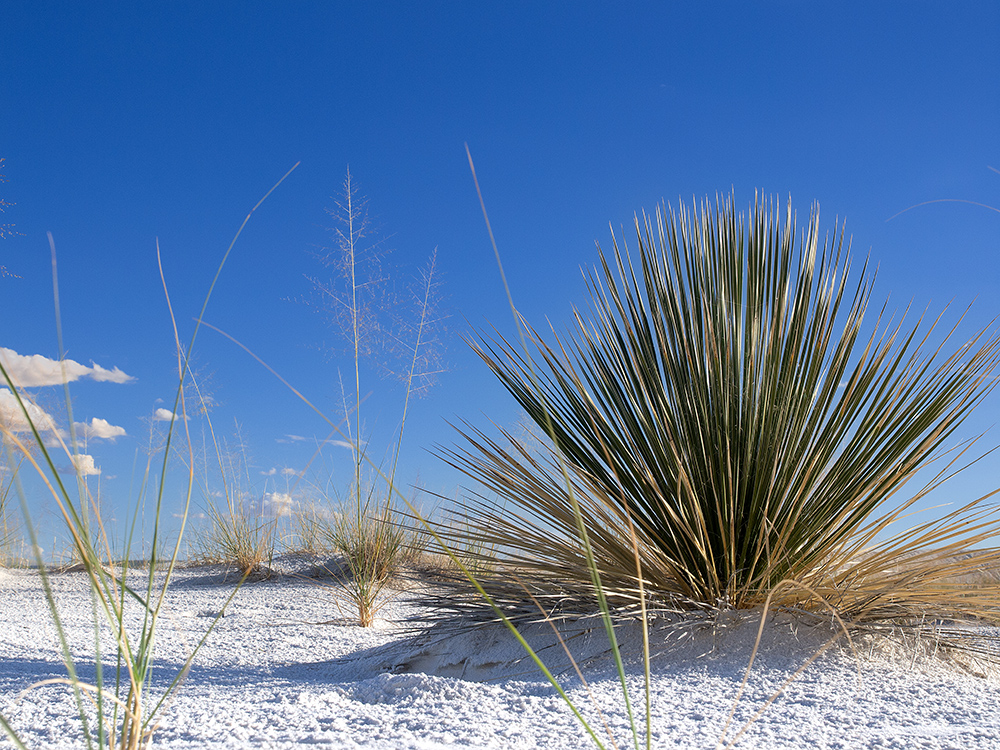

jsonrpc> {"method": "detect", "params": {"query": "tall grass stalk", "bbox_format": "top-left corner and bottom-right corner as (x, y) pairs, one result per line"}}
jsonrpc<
(201, 158), (632, 747)
(0, 163), (297, 749)
(453, 145), (649, 749)
(303, 170), (444, 625)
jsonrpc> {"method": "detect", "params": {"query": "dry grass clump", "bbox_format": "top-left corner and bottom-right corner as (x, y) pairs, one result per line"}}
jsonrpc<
(288, 501), (336, 556)
(319, 502), (421, 626)
(435, 194), (1000, 644)
(183, 373), (280, 578)
(192, 495), (277, 578)
(0, 459), (20, 564)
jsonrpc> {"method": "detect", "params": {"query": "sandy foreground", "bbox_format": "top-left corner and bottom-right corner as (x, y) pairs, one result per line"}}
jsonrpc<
(1, 557), (999, 749)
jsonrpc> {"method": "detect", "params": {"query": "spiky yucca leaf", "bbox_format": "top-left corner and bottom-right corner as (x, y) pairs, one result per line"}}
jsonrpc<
(440, 194), (1000, 625)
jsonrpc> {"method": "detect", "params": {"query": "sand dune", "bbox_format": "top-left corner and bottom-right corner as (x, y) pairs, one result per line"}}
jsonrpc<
(1, 559), (998, 749)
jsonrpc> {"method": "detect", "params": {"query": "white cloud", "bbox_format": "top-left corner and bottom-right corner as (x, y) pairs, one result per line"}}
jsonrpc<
(73, 417), (127, 441)
(152, 407), (184, 422)
(1, 391), (125, 458)
(276, 433), (358, 451)
(0, 387), (58, 433)
(262, 492), (294, 518)
(262, 466), (301, 477)
(0, 347), (134, 387)
(61, 454), (101, 476)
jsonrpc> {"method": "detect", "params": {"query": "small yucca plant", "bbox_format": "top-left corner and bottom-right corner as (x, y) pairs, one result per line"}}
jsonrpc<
(439, 194), (1000, 630)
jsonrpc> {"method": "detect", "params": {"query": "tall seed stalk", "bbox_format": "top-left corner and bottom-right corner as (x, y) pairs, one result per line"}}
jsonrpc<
(307, 170), (445, 626)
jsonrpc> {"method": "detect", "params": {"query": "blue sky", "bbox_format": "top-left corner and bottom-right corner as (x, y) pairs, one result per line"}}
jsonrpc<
(1, 3), (998, 554)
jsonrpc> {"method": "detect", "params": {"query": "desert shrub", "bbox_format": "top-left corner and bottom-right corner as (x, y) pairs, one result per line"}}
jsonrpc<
(438, 194), (1000, 630)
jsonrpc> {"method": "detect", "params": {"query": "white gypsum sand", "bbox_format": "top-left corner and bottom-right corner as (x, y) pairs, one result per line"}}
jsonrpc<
(1, 558), (999, 750)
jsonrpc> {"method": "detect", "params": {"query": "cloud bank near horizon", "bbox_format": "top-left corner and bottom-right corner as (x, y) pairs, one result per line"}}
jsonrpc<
(0, 347), (134, 387)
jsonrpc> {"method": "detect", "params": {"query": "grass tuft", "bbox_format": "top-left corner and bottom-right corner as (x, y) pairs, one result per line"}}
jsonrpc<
(0, 456), (21, 564)
(323, 500), (414, 626)
(188, 418), (279, 579)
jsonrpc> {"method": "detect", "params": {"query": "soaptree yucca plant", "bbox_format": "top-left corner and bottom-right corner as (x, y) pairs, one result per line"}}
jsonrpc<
(439, 193), (1000, 630)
